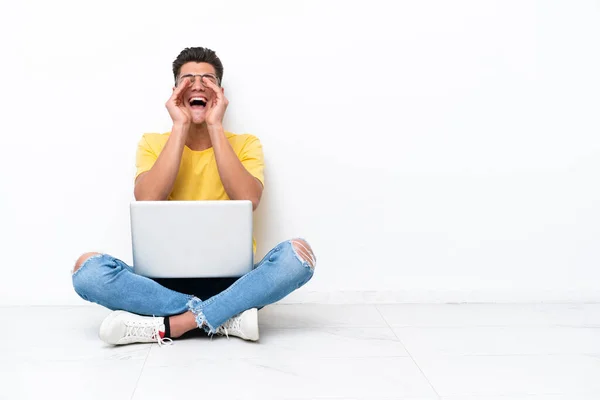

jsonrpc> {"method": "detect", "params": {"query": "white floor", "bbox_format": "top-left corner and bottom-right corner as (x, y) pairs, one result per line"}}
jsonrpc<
(1, 304), (600, 399)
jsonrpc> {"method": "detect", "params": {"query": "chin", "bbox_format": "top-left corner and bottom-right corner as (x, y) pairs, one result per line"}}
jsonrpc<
(190, 111), (207, 125)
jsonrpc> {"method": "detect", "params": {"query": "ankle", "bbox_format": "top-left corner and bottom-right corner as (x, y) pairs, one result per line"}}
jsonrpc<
(169, 311), (198, 338)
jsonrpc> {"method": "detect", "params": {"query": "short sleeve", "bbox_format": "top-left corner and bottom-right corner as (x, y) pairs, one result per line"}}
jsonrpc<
(135, 135), (158, 181)
(240, 135), (265, 186)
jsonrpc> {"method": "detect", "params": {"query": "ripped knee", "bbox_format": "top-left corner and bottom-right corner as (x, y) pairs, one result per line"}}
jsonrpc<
(72, 252), (102, 274)
(290, 239), (316, 269)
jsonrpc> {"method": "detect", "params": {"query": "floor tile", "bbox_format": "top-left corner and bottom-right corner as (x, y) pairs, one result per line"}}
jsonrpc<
(394, 326), (600, 356)
(3, 304), (600, 399)
(259, 304), (388, 328)
(149, 326), (409, 362)
(415, 354), (600, 396)
(441, 395), (600, 399)
(0, 359), (145, 400)
(376, 304), (600, 328)
(133, 356), (438, 399)
(0, 305), (151, 362)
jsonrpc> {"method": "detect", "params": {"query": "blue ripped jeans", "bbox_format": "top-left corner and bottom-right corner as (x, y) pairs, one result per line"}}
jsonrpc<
(72, 239), (315, 333)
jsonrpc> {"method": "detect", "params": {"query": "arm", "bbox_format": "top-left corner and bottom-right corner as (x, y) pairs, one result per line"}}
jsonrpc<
(134, 78), (192, 201)
(203, 78), (264, 210)
(134, 124), (189, 201)
(209, 124), (264, 210)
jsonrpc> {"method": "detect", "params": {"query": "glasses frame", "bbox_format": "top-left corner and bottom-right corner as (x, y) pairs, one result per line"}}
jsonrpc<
(176, 73), (221, 87)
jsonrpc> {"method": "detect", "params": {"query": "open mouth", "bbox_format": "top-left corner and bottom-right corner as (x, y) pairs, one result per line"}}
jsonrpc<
(189, 97), (207, 108)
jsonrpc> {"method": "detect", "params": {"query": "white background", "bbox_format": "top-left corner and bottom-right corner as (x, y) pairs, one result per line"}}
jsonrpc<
(1, 0), (599, 305)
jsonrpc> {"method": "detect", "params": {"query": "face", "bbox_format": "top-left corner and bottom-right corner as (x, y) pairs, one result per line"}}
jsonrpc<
(175, 62), (220, 124)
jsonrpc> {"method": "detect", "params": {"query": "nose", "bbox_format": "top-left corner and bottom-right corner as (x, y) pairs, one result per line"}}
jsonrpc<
(191, 76), (207, 91)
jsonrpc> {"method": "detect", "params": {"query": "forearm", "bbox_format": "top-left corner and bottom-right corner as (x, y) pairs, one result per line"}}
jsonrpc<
(209, 125), (263, 210)
(134, 124), (188, 201)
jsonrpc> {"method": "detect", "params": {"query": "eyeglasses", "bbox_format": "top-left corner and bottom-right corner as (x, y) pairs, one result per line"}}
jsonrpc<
(176, 73), (220, 87)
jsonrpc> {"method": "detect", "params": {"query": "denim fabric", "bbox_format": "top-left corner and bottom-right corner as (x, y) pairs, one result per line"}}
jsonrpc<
(188, 239), (315, 332)
(72, 239), (314, 333)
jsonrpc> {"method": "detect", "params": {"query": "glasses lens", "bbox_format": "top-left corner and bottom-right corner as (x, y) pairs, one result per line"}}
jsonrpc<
(203, 75), (218, 85)
(177, 75), (191, 86)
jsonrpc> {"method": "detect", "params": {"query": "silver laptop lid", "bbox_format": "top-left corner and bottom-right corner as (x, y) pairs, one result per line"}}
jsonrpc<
(130, 200), (253, 278)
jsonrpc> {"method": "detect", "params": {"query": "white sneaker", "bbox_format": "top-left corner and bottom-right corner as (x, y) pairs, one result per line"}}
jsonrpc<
(216, 308), (259, 341)
(99, 310), (173, 346)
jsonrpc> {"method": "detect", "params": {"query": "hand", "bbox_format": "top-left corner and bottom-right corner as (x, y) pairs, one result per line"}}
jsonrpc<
(203, 77), (229, 128)
(166, 79), (191, 126)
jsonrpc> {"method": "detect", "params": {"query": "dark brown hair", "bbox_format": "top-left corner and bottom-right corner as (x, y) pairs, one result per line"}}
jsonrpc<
(172, 47), (224, 85)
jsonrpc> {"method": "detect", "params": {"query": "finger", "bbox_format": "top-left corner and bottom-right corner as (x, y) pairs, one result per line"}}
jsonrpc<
(203, 77), (222, 99)
(172, 78), (190, 100)
(199, 82), (219, 109)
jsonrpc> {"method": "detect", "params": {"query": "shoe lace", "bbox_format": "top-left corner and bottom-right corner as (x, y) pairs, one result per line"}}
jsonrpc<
(216, 314), (242, 339)
(124, 316), (173, 347)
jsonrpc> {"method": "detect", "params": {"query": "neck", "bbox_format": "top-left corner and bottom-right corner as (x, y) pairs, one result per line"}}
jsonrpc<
(185, 122), (212, 151)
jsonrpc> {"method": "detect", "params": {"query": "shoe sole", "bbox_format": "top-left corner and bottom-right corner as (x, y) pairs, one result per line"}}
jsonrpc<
(99, 310), (127, 345)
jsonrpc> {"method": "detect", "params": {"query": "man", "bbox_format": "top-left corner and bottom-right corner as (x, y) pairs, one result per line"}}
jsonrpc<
(71, 47), (316, 346)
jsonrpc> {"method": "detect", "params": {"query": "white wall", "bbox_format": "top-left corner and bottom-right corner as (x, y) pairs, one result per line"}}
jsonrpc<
(1, 0), (599, 305)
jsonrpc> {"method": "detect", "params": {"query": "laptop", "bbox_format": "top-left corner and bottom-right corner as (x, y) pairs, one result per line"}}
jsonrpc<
(130, 200), (254, 278)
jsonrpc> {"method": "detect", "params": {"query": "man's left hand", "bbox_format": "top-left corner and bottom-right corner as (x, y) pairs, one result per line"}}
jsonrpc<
(204, 77), (229, 129)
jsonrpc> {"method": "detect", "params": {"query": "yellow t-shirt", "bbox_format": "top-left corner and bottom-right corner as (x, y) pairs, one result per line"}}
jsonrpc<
(135, 131), (264, 252)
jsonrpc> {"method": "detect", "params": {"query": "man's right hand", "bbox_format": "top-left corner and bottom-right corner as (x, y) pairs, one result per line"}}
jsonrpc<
(166, 79), (191, 127)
